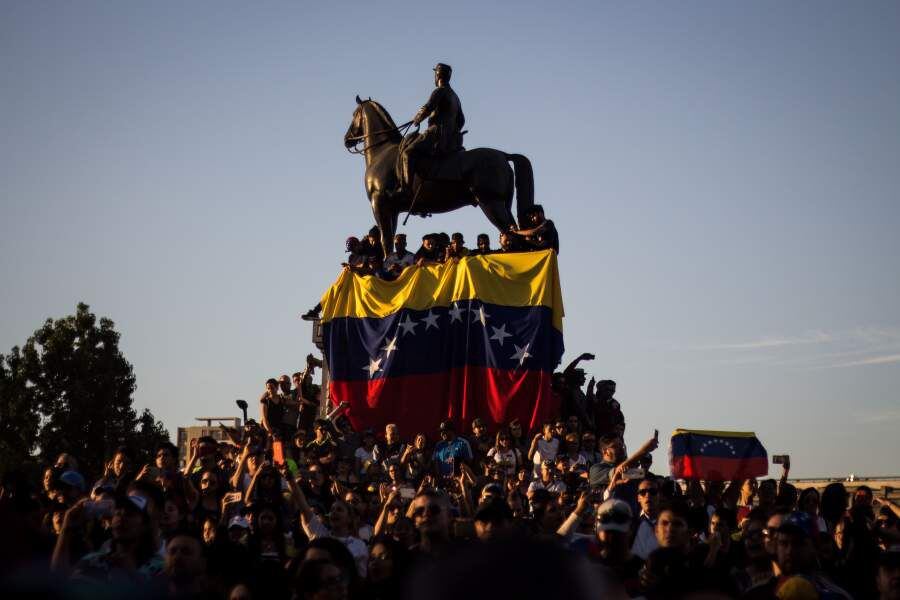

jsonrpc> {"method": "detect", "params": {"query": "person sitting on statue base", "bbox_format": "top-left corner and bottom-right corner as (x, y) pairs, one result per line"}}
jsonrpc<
(469, 233), (493, 256)
(512, 204), (559, 254)
(359, 226), (385, 261)
(383, 233), (416, 277)
(444, 232), (469, 262)
(414, 233), (443, 266)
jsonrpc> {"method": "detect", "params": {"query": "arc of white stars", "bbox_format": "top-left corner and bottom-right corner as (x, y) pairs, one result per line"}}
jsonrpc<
(398, 315), (419, 336)
(489, 323), (512, 346)
(471, 304), (490, 326)
(381, 335), (398, 357)
(448, 302), (464, 323)
(510, 343), (531, 366)
(422, 310), (440, 331)
(362, 356), (383, 378)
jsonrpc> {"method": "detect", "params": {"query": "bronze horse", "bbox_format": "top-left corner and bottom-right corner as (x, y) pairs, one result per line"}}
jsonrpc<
(344, 97), (534, 256)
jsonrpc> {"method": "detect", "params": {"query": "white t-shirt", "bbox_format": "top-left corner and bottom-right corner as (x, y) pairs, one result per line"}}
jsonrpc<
(303, 514), (369, 577)
(487, 447), (520, 476)
(528, 478), (567, 495)
(532, 437), (560, 476)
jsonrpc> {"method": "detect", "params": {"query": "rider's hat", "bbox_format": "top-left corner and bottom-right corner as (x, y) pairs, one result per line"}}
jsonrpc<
(433, 63), (452, 77)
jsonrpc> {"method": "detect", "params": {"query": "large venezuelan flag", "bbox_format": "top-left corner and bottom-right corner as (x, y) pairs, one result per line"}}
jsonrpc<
(319, 250), (565, 434)
(669, 429), (768, 481)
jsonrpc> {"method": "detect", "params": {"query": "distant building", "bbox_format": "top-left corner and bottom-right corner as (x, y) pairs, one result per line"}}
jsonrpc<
(176, 417), (241, 467)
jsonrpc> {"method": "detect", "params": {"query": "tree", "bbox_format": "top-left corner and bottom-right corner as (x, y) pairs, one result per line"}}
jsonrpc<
(0, 347), (42, 474)
(0, 303), (169, 478)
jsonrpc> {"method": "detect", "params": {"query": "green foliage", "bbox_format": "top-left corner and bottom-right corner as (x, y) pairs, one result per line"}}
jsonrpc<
(0, 303), (169, 479)
(0, 347), (42, 473)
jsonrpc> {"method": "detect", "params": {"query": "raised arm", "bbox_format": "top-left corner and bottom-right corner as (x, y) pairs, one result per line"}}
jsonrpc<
(230, 441), (251, 491)
(51, 499), (89, 575)
(778, 456), (791, 491)
(325, 400), (349, 422)
(616, 430), (659, 472)
(243, 461), (267, 505)
(563, 352), (595, 378)
(374, 490), (400, 538)
(557, 492), (590, 538)
(280, 463), (301, 511)
(456, 465), (474, 517)
(182, 438), (199, 477)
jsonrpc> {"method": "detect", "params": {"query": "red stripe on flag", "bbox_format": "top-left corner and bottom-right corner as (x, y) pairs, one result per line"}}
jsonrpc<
(671, 455), (768, 481)
(331, 367), (558, 434)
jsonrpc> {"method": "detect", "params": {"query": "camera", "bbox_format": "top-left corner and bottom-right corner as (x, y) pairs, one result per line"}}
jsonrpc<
(772, 455), (789, 465)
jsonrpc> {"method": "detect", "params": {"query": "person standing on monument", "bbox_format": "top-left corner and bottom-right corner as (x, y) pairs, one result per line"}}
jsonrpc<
(383, 233), (416, 277)
(396, 63), (465, 196)
(513, 205), (560, 254)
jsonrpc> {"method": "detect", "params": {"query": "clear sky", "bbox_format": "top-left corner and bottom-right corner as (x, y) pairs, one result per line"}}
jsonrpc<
(2, 1), (899, 478)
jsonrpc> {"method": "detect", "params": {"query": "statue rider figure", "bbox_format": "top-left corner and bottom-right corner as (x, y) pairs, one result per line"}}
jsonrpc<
(396, 63), (465, 196)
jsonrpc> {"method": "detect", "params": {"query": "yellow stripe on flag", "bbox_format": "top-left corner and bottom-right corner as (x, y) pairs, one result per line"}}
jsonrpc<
(671, 429), (759, 438)
(319, 249), (564, 331)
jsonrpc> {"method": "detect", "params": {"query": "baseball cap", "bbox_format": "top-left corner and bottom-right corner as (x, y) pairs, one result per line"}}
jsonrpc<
(59, 471), (86, 492)
(439, 420), (455, 431)
(778, 511), (817, 538)
(596, 499), (633, 533)
(228, 516), (250, 530)
(91, 482), (116, 496)
(116, 492), (150, 514)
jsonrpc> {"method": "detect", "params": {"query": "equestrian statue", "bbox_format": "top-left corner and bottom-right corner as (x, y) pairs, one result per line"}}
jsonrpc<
(344, 63), (534, 257)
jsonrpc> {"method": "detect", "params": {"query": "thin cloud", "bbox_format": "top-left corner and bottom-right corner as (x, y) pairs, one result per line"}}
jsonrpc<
(857, 410), (900, 424)
(690, 331), (832, 351)
(830, 354), (900, 368)
(676, 328), (900, 370)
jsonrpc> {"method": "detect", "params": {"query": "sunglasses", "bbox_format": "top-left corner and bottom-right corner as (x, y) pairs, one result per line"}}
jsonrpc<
(637, 488), (659, 497)
(412, 504), (442, 518)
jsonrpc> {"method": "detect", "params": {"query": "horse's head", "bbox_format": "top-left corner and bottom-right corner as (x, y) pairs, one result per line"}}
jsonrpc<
(344, 95), (368, 148)
(344, 96), (400, 150)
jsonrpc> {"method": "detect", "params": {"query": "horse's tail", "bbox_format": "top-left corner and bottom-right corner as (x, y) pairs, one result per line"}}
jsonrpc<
(506, 153), (534, 227)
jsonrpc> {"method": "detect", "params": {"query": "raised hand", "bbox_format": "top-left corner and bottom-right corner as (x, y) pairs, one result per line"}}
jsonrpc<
(574, 491), (591, 516)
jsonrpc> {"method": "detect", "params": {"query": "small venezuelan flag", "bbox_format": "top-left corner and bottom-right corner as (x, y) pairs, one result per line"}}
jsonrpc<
(319, 249), (565, 434)
(669, 429), (768, 481)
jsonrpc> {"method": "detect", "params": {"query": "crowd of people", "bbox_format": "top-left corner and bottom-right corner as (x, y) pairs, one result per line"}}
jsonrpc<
(2, 350), (899, 600)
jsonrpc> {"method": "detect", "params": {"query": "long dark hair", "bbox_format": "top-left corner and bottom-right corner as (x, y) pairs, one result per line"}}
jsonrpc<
(821, 482), (848, 531)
